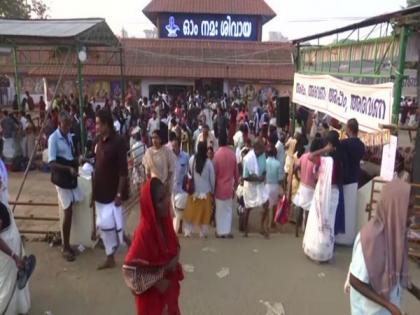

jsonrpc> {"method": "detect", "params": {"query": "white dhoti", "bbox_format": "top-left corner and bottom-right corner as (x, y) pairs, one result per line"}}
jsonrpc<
(172, 193), (188, 233)
(95, 202), (124, 256)
(0, 210), (30, 315)
(265, 183), (281, 208)
(2, 138), (15, 160)
(243, 181), (268, 209)
(55, 186), (84, 210)
(335, 183), (358, 245)
(242, 150), (268, 209)
(293, 184), (315, 211)
(215, 198), (233, 235)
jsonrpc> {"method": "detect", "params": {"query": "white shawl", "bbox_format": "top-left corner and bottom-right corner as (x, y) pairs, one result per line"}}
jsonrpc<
(311, 156), (333, 245)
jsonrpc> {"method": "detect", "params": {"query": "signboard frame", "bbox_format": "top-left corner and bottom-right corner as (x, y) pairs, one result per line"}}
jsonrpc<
(159, 13), (259, 41)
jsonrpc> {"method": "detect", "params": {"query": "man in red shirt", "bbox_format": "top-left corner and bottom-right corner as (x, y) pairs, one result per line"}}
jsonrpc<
(94, 109), (128, 270)
(213, 131), (239, 238)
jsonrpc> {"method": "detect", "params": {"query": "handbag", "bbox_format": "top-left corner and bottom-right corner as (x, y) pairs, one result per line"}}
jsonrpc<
(182, 158), (195, 195)
(275, 195), (289, 225)
(51, 157), (78, 189)
(122, 264), (165, 295)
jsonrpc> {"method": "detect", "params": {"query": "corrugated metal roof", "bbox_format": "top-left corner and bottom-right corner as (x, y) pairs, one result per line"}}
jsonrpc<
(143, 0), (276, 24)
(0, 18), (102, 38)
(0, 18), (119, 46)
(293, 4), (420, 43)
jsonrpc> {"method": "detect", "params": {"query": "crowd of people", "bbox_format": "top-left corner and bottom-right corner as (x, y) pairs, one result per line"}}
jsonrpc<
(0, 87), (419, 315)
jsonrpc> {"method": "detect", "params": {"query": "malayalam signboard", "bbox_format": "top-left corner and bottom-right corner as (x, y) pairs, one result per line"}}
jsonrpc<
(292, 73), (394, 132)
(159, 13), (258, 41)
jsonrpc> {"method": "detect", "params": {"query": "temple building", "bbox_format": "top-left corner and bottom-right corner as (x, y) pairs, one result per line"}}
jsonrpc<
(0, 0), (294, 107)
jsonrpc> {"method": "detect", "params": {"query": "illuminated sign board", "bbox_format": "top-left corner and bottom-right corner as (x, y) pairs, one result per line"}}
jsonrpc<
(159, 13), (258, 41)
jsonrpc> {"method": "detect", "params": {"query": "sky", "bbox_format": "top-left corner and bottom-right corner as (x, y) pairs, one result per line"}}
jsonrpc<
(44, 0), (408, 40)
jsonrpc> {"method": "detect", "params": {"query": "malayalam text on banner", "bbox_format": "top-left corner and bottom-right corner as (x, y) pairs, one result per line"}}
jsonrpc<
(292, 73), (394, 132)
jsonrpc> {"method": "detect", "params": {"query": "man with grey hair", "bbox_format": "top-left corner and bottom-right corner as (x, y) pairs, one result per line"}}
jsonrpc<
(48, 111), (83, 262)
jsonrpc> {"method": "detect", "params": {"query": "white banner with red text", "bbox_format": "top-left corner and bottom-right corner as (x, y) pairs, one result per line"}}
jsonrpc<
(292, 73), (394, 133)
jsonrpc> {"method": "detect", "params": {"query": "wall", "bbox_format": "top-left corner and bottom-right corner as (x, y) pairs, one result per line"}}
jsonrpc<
(227, 80), (292, 108)
(14, 76), (133, 103)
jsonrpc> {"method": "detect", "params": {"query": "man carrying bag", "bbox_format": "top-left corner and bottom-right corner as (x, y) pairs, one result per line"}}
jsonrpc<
(48, 111), (83, 262)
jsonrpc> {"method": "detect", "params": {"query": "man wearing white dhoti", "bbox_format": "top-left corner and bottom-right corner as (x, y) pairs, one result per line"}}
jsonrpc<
(293, 138), (324, 229)
(213, 131), (239, 238)
(171, 136), (188, 233)
(336, 119), (365, 246)
(49, 111), (83, 262)
(94, 109), (129, 270)
(242, 140), (269, 238)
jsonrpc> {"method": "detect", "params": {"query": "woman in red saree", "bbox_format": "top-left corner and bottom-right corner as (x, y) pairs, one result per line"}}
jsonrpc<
(125, 178), (183, 315)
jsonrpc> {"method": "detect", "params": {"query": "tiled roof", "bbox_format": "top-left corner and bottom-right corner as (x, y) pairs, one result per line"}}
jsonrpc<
(0, 38), (294, 82)
(143, 0), (276, 24)
(121, 38), (294, 81)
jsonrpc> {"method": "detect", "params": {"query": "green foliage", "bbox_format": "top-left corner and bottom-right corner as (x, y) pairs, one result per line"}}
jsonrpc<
(0, 0), (31, 18)
(407, 0), (420, 7)
(0, 0), (49, 19)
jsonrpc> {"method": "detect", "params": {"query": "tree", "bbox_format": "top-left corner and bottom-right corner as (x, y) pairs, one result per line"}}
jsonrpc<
(407, 0), (420, 7)
(0, 0), (49, 19)
(31, 0), (49, 19)
(0, 0), (31, 18)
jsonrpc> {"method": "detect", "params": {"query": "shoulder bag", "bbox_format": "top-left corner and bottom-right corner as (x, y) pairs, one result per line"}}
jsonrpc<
(51, 156), (78, 189)
(50, 133), (78, 189)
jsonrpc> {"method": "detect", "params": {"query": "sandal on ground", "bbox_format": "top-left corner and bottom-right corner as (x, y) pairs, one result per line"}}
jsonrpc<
(62, 250), (75, 262)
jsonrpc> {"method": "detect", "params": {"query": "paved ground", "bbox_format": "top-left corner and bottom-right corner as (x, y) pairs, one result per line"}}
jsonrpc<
(8, 171), (420, 315)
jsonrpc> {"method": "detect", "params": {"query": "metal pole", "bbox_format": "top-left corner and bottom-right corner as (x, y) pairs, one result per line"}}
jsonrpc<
(392, 25), (409, 125)
(373, 37), (379, 74)
(337, 45), (342, 73)
(292, 44), (300, 134)
(348, 44), (353, 73)
(119, 46), (125, 104)
(412, 52), (420, 185)
(12, 47), (21, 111)
(359, 45), (364, 75)
(76, 47), (86, 152)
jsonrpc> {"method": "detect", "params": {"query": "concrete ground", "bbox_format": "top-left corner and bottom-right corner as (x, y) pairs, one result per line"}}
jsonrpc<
(7, 171), (420, 315)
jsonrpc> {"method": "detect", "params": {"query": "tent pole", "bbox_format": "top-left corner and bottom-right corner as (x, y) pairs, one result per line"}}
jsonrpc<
(413, 50), (420, 185)
(12, 46), (21, 111)
(76, 47), (86, 153)
(392, 25), (409, 125)
(119, 46), (125, 104)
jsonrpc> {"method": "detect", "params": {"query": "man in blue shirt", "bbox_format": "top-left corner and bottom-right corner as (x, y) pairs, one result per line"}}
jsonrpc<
(48, 111), (83, 262)
(171, 136), (189, 233)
